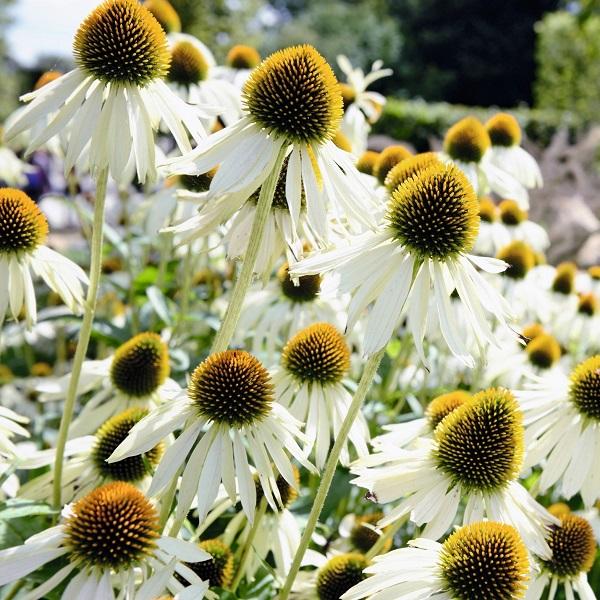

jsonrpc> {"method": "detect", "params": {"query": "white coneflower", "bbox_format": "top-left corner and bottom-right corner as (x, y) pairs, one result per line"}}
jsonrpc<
(179, 538), (234, 590)
(352, 388), (557, 556)
(37, 332), (178, 436)
(292, 163), (512, 366)
(109, 349), (314, 526)
(554, 292), (600, 357)
(373, 390), (471, 449)
(0, 188), (88, 328)
(18, 407), (165, 502)
(486, 112), (543, 190)
(527, 513), (597, 600)
(440, 116), (529, 208)
(336, 55), (392, 156)
(342, 521), (530, 600)
(517, 355), (600, 507)
(4, 0), (207, 185)
(497, 199), (549, 252)
(167, 44), (377, 245)
(373, 144), (412, 187)
(0, 482), (210, 598)
(273, 323), (369, 469)
(235, 262), (348, 358)
(166, 33), (242, 127)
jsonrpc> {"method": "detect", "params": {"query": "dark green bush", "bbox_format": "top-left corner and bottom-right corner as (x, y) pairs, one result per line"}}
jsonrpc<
(373, 98), (586, 150)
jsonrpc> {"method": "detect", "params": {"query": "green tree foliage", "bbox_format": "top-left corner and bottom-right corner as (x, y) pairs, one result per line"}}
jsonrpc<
(386, 0), (559, 106)
(0, 0), (18, 122)
(261, 0), (401, 85)
(534, 11), (600, 122)
(168, 0), (265, 61)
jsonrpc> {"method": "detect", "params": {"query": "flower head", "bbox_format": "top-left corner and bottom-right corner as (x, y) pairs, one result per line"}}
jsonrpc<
(499, 199), (527, 226)
(426, 390), (471, 429)
(317, 553), (369, 600)
(374, 144), (412, 185)
(434, 388), (524, 493)
(184, 539), (234, 588)
(569, 355), (600, 422)
(440, 522), (529, 599)
(387, 163), (479, 260)
(189, 350), (273, 428)
(243, 45), (343, 144)
(356, 150), (379, 176)
(93, 408), (164, 482)
(0, 188), (48, 255)
(486, 113), (522, 147)
(143, 0), (181, 33)
(496, 240), (535, 279)
(444, 116), (491, 163)
(525, 333), (561, 370)
(479, 196), (497, 222)
(64, 481), (159, 570)
(384, 151), (441, 192)
(227, 44), (261, 69)
(552, 262), (577, 295)
(74, 0), (171, 86)
(282, 322), (350, 385)
(110, 332), (170, 398)
(278, 263), (321, 303)
(168, 38), (210, 86)
(541, 514), (596, 579)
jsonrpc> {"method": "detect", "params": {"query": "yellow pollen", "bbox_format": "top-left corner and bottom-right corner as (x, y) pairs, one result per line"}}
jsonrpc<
(0, 188), (48, 254)
(384, 152), (442, 192)
(356, 150), (380, 176)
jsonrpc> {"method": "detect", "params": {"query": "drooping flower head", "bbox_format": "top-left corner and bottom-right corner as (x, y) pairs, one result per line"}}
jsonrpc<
(444, 117), (491, 164)
(227, 44), (261, 70)
(496, 240), (536, 280)
(0, 187), (48, 256)
(384, 151), (442, 192)
(143, 0), (181, 33)
(373, 144), (412, 185)
(183, 539), (234, 589)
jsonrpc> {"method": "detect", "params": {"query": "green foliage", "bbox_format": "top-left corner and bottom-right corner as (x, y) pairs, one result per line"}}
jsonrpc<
(261, 0), (401, 80)
(534, 11), (600, 123)
(374, 98), (585, 151)
(385, 0), (559, 106)
(168, 0), (265, 62)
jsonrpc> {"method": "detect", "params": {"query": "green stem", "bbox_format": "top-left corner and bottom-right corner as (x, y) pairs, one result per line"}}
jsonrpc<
(210, 147), (286, 354)
(278, 349), (385, 600)
(52, 167), (108, 511)
(3, 579), (25, 600)
(172, 245), (193, 339)
(231, 497), (268, 592)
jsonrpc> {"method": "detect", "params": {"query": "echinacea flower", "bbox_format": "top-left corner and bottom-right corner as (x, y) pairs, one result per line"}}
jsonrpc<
(166, 33), (241, 127)
(18, 407), (165, 502)
(527, 513), (596, 600)
(183, 538), (234, 589)
(273, 323), (369, 469)
(37, 332), (179, 436)
(486, 112), (543, 190)
(0, 481), (210, 598)
(440, 116), (528, 208)
(143, 0), (181, 33)
(4, 0), (206, 185)
(373, 145), (412, 186)
(351, 388), (557, 556)
(517, 355), (600, 507)
(292, 163), (512, 366)
(167, 44), (377, 245)
(110, 349), (314, 525)
(342, 521), (530, 600)
(336, 55), (392, 156)
(0, 188), (88, 328)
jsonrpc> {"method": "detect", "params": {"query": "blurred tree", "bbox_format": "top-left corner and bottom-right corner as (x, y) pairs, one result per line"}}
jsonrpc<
(168, 0), (266, 61)
(386, 0), (559, 106)
(534, 11), (600, 122)
(0, 0), (18, 122)
(262, 0), (401, 88)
